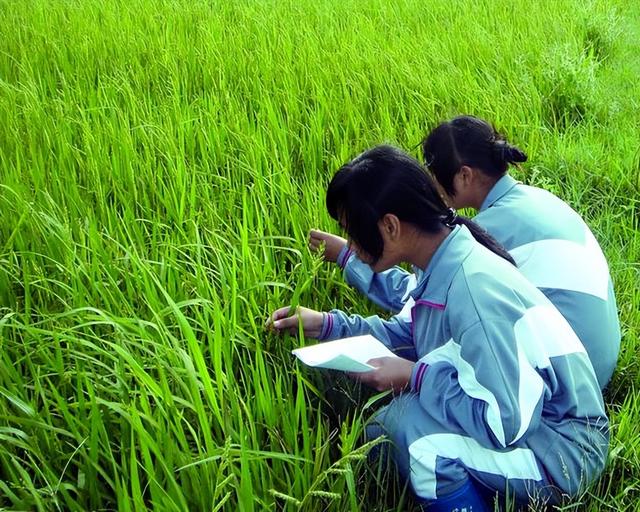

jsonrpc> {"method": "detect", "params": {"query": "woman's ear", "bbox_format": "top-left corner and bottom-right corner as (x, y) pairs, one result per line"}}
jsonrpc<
(451, 165), (477, 209)
(379, 214), (401, 242)
(458, 165), (475, 187)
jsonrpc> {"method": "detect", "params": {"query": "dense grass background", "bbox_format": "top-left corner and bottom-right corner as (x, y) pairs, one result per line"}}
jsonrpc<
(0, 0), (638, 510)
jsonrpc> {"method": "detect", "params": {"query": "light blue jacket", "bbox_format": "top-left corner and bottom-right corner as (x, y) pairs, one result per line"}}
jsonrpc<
(337, 175), (620, 389)
(320, 225), (608, 493)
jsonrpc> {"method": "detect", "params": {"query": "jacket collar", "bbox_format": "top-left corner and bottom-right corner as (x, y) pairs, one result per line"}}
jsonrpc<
(479, 174), (519, 211)
(409, 225), (475, 306)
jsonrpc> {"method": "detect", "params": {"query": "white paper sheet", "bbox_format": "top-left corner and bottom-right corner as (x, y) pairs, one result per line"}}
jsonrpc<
(292, 334), (398, 372)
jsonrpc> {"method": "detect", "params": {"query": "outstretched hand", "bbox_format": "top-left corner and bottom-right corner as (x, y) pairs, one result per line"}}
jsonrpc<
(309, 229), (347, 263)
(266, 306), (325, 338)
(348, 357), (415, 393)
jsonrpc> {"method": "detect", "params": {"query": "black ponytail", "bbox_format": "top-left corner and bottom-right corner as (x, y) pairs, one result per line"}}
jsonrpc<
(422, 115), (527, 197)
(327, 145), (516, 266)
(492, 139), (528, 167)
(449, 216), (516, 265)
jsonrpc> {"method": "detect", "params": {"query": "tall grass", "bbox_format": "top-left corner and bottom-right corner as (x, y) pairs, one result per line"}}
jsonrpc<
(0, 0), (638, 510)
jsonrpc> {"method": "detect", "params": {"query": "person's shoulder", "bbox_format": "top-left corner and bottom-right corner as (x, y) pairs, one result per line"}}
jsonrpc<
(518, 183), (578, 213)
(446, 274), (526, 343)
(457, 247), (524, 296)
(446, 247), (529, 326)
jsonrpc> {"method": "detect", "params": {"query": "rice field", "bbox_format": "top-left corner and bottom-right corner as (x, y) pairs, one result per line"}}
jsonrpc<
(0, 0), (639, 510)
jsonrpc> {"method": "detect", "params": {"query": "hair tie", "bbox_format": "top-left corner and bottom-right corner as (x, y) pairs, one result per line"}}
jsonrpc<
(493, 140), (509, 163)
(443, 207), (458, 227)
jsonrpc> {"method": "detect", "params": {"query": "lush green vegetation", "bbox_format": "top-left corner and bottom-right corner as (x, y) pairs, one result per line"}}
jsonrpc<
(0, 0), (638, 510)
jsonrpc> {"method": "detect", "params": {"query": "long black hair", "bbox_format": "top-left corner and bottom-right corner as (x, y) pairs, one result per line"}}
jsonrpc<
(422, 115), (527, 196)
(326, 145), (515, 265)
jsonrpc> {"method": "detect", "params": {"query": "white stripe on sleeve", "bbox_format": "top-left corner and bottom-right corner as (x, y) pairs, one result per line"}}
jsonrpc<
(423, 340), (506, 447)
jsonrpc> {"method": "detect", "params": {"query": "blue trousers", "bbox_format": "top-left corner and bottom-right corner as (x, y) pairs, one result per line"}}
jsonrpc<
(366, 393), (603, 507)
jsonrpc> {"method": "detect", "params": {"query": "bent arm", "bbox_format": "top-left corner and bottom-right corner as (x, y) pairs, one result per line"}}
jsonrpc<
(339, 247), (416, 313)
(411, 320), (546, 449)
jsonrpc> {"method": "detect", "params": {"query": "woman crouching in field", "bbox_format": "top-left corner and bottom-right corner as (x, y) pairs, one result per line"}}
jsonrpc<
(269, 145), (608, 511)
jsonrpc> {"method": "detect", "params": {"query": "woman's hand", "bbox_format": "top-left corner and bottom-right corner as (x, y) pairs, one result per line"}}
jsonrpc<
(309, 229), (347, 263)
(348, 357), (414, 393)
(266, 306), (325, 338)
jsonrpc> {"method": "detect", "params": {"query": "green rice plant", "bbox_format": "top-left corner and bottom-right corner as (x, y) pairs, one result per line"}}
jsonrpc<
(0, 0), (638, 510)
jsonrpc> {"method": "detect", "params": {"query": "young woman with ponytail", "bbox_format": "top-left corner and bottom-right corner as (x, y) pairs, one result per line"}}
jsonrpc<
(268, 145), (608, 511)
(312, 116), (620, 391)
(422, 115), (619, 391)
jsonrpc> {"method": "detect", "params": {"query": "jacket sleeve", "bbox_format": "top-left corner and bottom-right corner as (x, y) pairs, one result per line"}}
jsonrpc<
(318, 309), (417, 360)
(337, 246), (416, 313)
(410, 318), (546, 449)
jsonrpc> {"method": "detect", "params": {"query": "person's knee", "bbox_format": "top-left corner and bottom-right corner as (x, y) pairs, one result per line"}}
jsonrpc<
(415, 478), (491, 512)
(409, 453), (470, 499)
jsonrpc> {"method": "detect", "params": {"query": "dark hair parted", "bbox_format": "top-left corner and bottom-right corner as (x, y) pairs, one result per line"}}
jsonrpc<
(422, 115), (527, 196)
(326, 145), (515, 266)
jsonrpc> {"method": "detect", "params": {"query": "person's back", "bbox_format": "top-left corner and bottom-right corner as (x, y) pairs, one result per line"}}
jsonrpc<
(422, 115), (620, 390)
(474, 175), (620, 389)
(429, 226), (608, 497)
